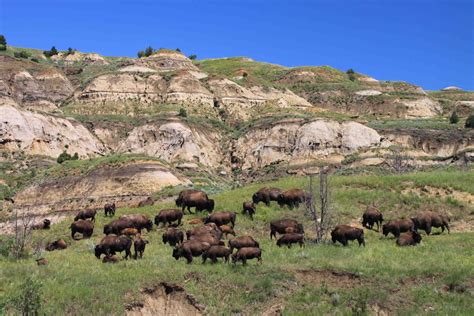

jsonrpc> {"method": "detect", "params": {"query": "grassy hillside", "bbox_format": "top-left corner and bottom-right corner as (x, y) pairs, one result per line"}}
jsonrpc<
(1, 168), (473, 315)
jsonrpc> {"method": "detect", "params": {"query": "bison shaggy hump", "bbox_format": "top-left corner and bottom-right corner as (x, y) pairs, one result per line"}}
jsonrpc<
(411, 211), (450, 235)
(331, 225), (365, 247)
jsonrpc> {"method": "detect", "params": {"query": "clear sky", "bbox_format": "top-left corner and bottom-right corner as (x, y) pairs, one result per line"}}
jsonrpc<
(0, 0), (472, 90)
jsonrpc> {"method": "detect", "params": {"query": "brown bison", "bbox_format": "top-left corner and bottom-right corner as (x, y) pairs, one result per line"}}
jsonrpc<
(242, 201), (256, 220)
(411, 211), (450, 235)
(331, 225), (365, 246)
(396, 231), (422, 246)
(276, 233), (305, 248)
(270, 219), (304, 239)
(277, 189), (310, 209)
(104, 219), (134, 235)
(204, 211), (236, 228)
(95, 235), (132, 259)
(163, 228), (185, 246)
(228, 236), (259, 253)
(138, 197), (154, 207)
(189, 233), (224, 246)
(219, 225), (236, 238)
(382, 219), (414, 238)
(32, 219), (51, 230)
(186, 225), (222, 240)
(188, 218), (204, 225)
(202, 245), (232, 263)
(70, 220), (94, 239)
(120, 214), (153, 232)
(74, 209), (97, 222)
(154, 209), (184, 227)
(362, 206), (384, 231)
(102, 254), (120, 263)
(133, 235), (149, 259)
(175, 189), (214, 214)
(252, 187), (282, 206)
(120, 228), (139, 237)
(104, 203), (116, 217)
(46, 239), (67, 251)
(232, 247), (262, 265)
(36, 258), (48, 266)
(172, 240), (211, 264)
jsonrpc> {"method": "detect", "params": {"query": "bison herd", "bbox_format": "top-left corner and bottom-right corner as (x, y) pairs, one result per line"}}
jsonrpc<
(39, 186), (451, 266)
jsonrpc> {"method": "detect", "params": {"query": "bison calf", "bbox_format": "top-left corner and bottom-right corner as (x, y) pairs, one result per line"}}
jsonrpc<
(102, 254), (120, 263)
(46, 239), (67, 251)
(242, 201), (256, 220)
(396, 231), (422, 247)
(270, 219), (304, 239)
(133, 235), (149, 259)
(276, 233), (305, 248)
(104, 203), (116, 217)
(120, 227), (139, 237)
(232, 247), (262, 265)
(331, 225), (365, 247)
(219, 225), (236, 238)
(202, 245), (232, 264)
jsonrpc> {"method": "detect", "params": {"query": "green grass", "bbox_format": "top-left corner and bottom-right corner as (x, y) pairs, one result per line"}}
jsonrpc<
(367, 118), (465, 130)
(1, 168), (473, 314)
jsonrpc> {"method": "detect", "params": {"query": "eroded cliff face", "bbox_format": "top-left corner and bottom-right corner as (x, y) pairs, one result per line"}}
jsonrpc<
(234, 119), (383, 169)
(0, 104), (106, 158)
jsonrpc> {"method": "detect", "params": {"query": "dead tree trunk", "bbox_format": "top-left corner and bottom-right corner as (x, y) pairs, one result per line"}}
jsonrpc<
(306, 167), (333, 243)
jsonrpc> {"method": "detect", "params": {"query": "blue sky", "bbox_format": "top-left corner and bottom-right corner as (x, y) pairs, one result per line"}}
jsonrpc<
(0, 0), (472, 90)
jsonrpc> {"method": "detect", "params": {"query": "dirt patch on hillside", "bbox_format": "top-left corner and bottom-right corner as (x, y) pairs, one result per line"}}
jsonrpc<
(293, 269), (362, 288)
(126, 282), (205, 316)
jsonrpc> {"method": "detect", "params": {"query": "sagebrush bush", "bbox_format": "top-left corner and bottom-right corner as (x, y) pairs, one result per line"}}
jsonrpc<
(465, 114), (474, 128)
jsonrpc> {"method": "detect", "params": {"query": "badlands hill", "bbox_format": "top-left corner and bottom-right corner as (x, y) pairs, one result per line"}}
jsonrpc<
(0, 46), (473, 219)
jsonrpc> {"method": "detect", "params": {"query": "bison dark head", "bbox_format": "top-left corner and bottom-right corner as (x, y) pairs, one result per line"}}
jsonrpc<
(296, 224), (304, 234)
(162, 234), (168, 244)
(207, 199), (215, 212)
(382, 224), (389, 236)
(252, 193), (260, 204)
(410, 218), (419, 230)
(175, 197), (183, 207)
(172, 247), (182, 260)
(74, 214), (80, 222)
(45, 242), (55, 251)
(43, 219), (51, 229)
(103, 225), (112, 235)
(203, 216), (210, 224)
(231, 253), (238, 264)
(145, 220), (153, 232)
(276, 239), (282, 247)
(94, 245), (104, 259)
(277, 194), (285, 206)
(412, 231), (422, 244)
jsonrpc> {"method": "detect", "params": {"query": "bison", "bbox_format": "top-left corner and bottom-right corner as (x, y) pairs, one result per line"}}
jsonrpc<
(74, 209), (97, 222)
(45, 239), (67, 251)
(204, 211), (236, 228)
(172, 240), (211, 264)
(331, 225), (365, 247)
(104, 219), (135, 235)
(202, 245), (231, 263)
(102, 254), (120, 263)
(186, 225), (222, 241)
(277, 189), (310, 209)
(95, 235), (132, 259)
(163, 228), (185, 246)
(104, 203), (116, 217)
(252, 187), (282, 206)
(242, 201), (256, 220)
(276, 233), (305, 248)
(411, 211), (450, 235)
(175, 189), (214, 214)
(232, 247), (262, 265)
(270, 219), (304, 239)
(154, 209), (184, 227)
(219, 225), (236, 238)
(138, 197), (154, 207)
(228, 236), (259, 253)
(120, 228), (139, 237)
(382, 219), (414, 238)
(32, 219), (51, 230)
(133, 235), (149, 259)
(189, 233), (224, 246)
(120, 214), (153, 232)
(362, 206), (383, 231)
(70, 220), (94, 239)
(396, 231), (422, 246)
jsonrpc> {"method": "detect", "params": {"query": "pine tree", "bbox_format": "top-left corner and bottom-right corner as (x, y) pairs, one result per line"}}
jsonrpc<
(0, 35), (6, 51)
(144, 46), (154, 57)
(449, 111), (459, 124)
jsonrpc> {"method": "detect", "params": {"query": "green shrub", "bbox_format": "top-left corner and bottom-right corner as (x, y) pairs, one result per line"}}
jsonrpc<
(43, 46), (58, 57)
(0, 34), (6, 51)
(449, 111), (459, 124)
(7, 276), (43, 315)
(175, 48), (181, 52)
(66, 47), (76, 55)
(178, 108), (187, 117)
(57, 151), (79, 164)
(346, 68), (356, 81)
(30, 58), (39, 63)
(13, 51), (30, 59)
(465, 114), (474, 128)
(188, 54), (197, 60)
(144, 46), (154, 57)
(137, 50), (145, 58)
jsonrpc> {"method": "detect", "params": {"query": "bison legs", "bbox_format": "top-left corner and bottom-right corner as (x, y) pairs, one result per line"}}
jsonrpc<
(270, 230), (276, 240)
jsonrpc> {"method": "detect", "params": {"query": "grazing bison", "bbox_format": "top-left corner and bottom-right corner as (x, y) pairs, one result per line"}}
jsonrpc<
(95, 235), (132, 259)
(411, 211), (450, 235)
(120, 214), (153, 232)
(104, 203), (116, 217)
(276, 233), (305, 248)
(331, 225), (365, 247)
(362, 207), (384, 231)
(232, 247), (262, 265)
(138, 197), (154, 207)
(277, 189), (310, 209)
(186, 225), (222, 240)
(133, 235), (149, 259)
(242, 202), (256, 220)
(270, 219), (304, 239)
(70, 220), (94, 239)
(204, 211), (236, 228)
(74, 209), (97, 222)
(175, 189), (214, 214)
(252, 187), (282, 206)
(102, 254), (120, 263)
(219, 225), (236, 238)
(172, 240), (211, 264)
(32, 219), (51, 230)
(154, 209), (184, 227)
(104, 219), (134, 235)
(396, 231), (422, 246)
(202, 245), (232, 263)
(120, 228), (139, 237)
(162, 228), (185, 246)
(382, 219), (414, 238)
(228, 236), (259, 253)
(46, 239), (67, 251)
